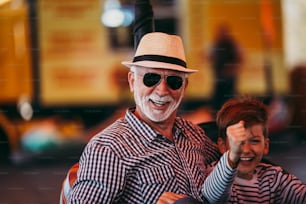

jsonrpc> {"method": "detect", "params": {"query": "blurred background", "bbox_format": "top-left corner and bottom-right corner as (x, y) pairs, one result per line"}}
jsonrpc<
(0, 0), (306, 203)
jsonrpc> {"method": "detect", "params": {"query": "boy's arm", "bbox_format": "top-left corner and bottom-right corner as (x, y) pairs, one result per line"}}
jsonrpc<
(201, 121), (245, 203)
(201, 151), (237, 203)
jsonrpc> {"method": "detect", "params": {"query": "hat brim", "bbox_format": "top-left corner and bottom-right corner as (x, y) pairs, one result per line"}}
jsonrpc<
(121, 60), (198, 73)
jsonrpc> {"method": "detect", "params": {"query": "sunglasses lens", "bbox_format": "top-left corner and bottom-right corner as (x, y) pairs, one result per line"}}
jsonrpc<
(143, 73), (183, 90)
(166, 76), (183, 90)
(143, 73), (161, 87)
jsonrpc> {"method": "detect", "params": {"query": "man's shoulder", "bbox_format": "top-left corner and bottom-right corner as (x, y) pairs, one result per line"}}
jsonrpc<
(87, 119), (132, 146)
(176, 117), (204, 132)
(91, 118), (132, 141)
(86, 118), (147, 158)
(176, 117), (219, 153)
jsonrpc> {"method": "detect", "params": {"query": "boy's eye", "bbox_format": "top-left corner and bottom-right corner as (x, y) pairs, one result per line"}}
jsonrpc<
(250, 139), (261, 144)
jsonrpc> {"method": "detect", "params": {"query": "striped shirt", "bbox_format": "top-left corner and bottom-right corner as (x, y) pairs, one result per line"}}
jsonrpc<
(69, 108), (220, 204)
(202, 152), (306, 203)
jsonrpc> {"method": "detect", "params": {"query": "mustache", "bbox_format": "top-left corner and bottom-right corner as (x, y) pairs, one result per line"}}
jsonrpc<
(148, 94), (173, 103)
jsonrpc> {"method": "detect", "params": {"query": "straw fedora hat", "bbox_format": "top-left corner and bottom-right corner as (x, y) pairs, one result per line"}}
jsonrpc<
(122, 32), (198, 73)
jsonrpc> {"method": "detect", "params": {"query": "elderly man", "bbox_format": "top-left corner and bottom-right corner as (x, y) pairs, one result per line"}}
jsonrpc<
(68, 31), (220, 203)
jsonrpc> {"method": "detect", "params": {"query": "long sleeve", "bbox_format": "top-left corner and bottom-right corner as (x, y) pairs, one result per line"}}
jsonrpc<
(202, 151), (237, 204)
(271, 168), (306, 203)
(68, 143), (126, 203)
(134, 0), (155, 49)
(203, 155), (306, 203)
(228, 164), (306, 203)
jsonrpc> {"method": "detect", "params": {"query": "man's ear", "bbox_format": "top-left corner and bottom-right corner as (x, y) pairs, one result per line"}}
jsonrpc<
(128, 71), (134, 92)
(184, 77), (189, 89)
(217, 137), (227, 154)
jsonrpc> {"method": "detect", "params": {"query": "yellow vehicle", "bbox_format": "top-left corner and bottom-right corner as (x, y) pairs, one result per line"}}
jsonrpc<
(0, 0), (287, 164)
(0, 1), (33, 163)
(0, 0), (133, 164)
(0, 0), (176, 164)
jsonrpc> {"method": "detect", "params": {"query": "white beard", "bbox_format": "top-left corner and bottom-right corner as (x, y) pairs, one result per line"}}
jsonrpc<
(134, 91), (184, 122)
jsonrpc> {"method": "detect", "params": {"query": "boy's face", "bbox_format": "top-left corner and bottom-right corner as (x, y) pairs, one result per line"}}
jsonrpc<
(219, 124), (269, 179)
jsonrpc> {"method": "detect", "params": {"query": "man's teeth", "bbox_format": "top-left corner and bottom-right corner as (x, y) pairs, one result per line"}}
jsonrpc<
(152, 100), (167, 105)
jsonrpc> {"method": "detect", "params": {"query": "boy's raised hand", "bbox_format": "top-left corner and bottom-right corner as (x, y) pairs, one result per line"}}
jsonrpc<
(226, 120), (247, 168)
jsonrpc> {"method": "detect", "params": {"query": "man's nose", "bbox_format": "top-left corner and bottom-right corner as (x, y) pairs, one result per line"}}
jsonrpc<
(155, 77), (170, 93)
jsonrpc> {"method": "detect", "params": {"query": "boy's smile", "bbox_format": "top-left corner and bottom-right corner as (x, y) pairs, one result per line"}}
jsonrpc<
(235, 124), (269, 179)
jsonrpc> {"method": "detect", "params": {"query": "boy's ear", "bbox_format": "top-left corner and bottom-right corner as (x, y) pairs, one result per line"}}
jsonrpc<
(263, 138), (270, 155)
(217, 137), (227, 154)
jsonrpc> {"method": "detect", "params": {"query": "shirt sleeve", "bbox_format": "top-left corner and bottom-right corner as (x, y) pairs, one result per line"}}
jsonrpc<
(68, 142), (126, 204)
(274, 168), (306, 203)
(201, 151), (237, 204)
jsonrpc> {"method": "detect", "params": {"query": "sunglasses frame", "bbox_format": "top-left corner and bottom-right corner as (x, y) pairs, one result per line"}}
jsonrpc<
(142, 72), (185, 90)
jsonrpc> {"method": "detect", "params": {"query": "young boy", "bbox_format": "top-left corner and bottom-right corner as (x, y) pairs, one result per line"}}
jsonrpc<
(202, 97), (306, 203)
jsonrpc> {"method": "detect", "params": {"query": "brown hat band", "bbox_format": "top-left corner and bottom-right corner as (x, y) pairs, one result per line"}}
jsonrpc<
(133, 55), (187, 68)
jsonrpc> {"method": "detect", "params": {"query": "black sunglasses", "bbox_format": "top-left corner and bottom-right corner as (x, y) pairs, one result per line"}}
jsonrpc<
(143, 73), (184, 90)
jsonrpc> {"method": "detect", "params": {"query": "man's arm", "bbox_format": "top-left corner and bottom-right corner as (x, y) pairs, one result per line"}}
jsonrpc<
(68, 144), (126, 203)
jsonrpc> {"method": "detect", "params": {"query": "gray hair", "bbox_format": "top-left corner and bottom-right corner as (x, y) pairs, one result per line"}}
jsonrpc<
(130, 65), (188, 79)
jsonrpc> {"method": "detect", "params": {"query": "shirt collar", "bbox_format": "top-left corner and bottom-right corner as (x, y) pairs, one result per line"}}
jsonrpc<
(125, 107), (159, 142)
(125, 107), (186, 143)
